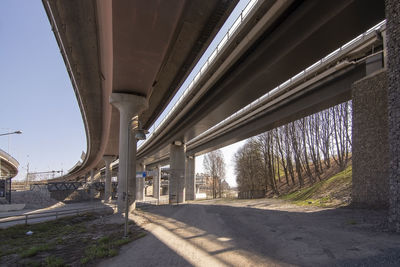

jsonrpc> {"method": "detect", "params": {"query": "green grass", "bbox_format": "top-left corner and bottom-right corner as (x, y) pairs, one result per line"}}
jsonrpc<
(347, 219), (358, 225)
(81, 232), (146, 265)
(280, 165), (352, 207)
(44, 255), (65, 267)
(22, 259), (42, 267)
(0, 214), (93, 262)
(20, 244), (52, 258)
(1, 213), (146, 266)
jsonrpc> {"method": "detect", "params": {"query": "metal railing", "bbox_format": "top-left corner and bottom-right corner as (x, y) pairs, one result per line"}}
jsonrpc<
(0, 204), (116, 227)
(137, 198), (169, 207)
(139, 0), (259, 148)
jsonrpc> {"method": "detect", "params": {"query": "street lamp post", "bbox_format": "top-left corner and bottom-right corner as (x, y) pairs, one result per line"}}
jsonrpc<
(124, 118), (147, 238)
(0, 130), (22, 153)
(0, 130), (22, 137)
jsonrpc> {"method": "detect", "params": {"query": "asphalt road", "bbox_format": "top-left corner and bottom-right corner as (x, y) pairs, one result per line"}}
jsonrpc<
(0, 201), (115, 228)
(100, 199), (400, 267)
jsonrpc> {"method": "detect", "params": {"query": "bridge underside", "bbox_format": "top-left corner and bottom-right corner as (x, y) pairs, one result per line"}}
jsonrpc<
(137, 0), (386, 161)
(43, 0), (238, 180)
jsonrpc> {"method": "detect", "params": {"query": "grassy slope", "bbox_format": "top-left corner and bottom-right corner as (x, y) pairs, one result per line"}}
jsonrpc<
(280, 165), (352, 207)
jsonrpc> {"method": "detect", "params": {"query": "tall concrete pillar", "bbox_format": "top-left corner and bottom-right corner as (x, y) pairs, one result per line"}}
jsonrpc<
(154, 165), (161, 202)
(89, 169), (96, 200)
(386, 0), (400, 232)
(90, 169), (95, 183)
(170, 142), (186, 203)
(110, 93), (148, 213)
(185, 156), (195, 201)
(103, 155), (115, 202)
(136, 163), (145, 201)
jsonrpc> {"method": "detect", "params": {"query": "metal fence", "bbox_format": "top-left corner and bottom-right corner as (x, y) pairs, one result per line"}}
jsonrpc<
(238, 190), (266, 199)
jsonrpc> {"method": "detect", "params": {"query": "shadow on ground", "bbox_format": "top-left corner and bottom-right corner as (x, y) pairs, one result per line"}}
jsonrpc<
(120, 200), (400, 266)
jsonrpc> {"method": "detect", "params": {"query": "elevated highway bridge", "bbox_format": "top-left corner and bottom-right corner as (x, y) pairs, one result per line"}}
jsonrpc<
(43, 0), (400, 230)
(0, 149), (19, 203)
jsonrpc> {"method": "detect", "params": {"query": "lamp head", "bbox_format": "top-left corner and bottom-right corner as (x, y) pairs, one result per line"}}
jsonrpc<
(135, 129), (149, 140)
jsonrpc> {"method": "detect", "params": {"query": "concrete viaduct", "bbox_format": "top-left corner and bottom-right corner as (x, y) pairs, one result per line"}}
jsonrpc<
(43, 0), (400, 231)
(0, 149), (19, 203)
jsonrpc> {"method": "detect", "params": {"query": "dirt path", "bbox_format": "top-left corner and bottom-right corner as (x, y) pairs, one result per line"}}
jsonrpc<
(99, 199), (400, 266)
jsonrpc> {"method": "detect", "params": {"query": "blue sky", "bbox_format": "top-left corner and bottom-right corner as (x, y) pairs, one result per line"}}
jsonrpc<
(0, 1), (85, 179)
(0, 0), (250, 186)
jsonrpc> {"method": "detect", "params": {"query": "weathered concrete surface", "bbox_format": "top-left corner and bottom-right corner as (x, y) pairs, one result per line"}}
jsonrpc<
(153, 166), (161, 201)
(185, 156), (195, 201)
(0, 204), (25, 212)
(169, 144), (185, 203)
(103, 155), (115, 202)
(386, 0), (400, 232)
(99, 199), (400, 267)
(110, 93), (147, 213)
(11, 189), (59, 209)
(352, 70), (389, 208)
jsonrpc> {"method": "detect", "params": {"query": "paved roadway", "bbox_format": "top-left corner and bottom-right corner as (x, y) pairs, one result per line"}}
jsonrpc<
(100, 199), (400, 267)
(0, 201), (115, 228)
(0, 196), (166, 228)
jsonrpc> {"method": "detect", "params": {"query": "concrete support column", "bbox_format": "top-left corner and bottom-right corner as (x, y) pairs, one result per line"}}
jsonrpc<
(110, 93), (148, 213)
(136, 163), (145, 201)
(154, 165), (161, 202)
(90, 169), (95, 183)
(103, 155), (115, 202)
(169, 142), (186, 203)
(89, 169), (96, 200)
(386, 0), (400, 232)
(185, 156), (195, 201)
(352, 70), (389, 208)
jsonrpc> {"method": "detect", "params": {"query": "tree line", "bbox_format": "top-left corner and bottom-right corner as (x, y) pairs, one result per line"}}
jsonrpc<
(234, 101), (352, 197)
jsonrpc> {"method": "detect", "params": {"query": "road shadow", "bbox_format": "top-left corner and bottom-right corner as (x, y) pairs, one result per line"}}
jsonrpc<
(135, 201), (400, 266)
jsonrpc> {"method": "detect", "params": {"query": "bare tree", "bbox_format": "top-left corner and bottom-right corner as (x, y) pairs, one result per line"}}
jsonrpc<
(235, 139), (264, 198)
(234, 100), (353, 197)
(203, 150), (226, 198)
(257, 132), (279, 195)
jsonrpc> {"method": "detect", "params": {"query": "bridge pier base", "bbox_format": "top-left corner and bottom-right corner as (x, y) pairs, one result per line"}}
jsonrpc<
(110, 93), (148, 213)
(185, 156), (195, 201)
(170, 142), (186, 204)
(352, 0), (400, 231)
(352, 70), (389, 209)
(386, 0), (400, 232)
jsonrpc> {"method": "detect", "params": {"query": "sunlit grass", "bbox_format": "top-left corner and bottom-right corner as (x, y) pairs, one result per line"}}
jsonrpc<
(280, 165), (352, 207)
